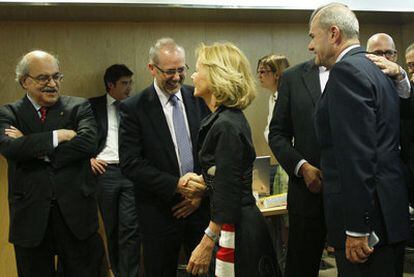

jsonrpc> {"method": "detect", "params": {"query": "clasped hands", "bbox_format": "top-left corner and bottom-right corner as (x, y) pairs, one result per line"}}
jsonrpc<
(172, 173), (207, 219)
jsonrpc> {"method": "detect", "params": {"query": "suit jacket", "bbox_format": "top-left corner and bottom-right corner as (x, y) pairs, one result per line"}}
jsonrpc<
(314, 46), (410, 248)
(89, 94), (109, 155)
(118, 84), (209, 235)
(0, 95), (99, 247)
(400, 82), (414, 203)
(268, 59), (323, 218)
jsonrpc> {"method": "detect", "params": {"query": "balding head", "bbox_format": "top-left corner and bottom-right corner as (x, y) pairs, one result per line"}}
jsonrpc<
(308, 3), (360, 68)
(17, 50), (62, 107)
(367, 33), (397, 62)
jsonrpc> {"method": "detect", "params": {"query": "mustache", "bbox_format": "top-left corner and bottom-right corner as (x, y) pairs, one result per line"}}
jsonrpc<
(41, 88), (58, 93)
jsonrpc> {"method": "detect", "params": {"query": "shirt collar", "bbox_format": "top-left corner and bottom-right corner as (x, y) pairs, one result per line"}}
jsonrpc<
(336, 44), (360, 63)
(153, 79), (183, 107)
(26, 93), (41, 111)
(106, 93), (117, 105)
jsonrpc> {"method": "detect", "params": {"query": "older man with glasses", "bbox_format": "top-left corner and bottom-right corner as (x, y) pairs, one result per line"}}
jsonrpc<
(118, 37), (210, 277)
(0, 50), (104, 276)
(406, 43), (414, 82)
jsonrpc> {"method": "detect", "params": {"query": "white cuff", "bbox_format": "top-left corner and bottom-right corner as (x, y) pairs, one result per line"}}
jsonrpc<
(294, 159), (307, 177)
(52, 130), (58, 148)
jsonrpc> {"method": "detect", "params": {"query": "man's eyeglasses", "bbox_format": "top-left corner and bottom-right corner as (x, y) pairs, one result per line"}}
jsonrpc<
(153, 64), (189, 76)
(407, 62), (414, 70)
(369, 50), (397, 59)
(27, 72), (64, 85)
(257, 69), (274, 75)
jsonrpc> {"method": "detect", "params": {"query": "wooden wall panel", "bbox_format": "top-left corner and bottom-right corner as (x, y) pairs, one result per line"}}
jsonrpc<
(0, 19), (407, 276)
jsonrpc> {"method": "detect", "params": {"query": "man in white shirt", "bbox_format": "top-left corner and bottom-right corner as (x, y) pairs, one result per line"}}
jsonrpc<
(89, 64), (140, 277)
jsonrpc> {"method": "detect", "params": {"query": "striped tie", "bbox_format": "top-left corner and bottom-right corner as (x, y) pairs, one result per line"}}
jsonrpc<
(39, 106), (47, 123)
(169, 94), (193, 175)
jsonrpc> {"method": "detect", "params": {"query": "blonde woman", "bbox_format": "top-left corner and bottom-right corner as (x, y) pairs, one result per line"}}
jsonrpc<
(186, 42), (278, 277)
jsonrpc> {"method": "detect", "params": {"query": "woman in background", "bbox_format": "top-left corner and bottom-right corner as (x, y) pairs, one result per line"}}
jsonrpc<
(257, 54), (290, 274)
(186, 42), (278, 277)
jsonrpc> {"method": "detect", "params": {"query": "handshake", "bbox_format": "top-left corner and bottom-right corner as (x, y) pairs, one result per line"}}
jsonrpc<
(177, 172), (207, 200)
(172, 173), (207, 219)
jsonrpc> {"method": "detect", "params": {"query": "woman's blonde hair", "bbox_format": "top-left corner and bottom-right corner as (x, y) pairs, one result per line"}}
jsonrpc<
(196, 42), (256, 110)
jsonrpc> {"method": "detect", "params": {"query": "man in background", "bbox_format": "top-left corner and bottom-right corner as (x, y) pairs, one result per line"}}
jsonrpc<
(0, 50), (103, 276)
(119, 38), (210, 277)
(89, 64), (140, 277)
(406, 43), (414, 82)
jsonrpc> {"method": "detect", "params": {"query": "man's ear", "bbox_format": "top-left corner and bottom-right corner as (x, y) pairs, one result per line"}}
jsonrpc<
(148, 63), (157, 77)
(20, 77), (28, 90)
(330, 26), (341, 42)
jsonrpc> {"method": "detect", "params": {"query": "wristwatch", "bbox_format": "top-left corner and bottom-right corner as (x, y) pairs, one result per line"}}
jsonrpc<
(204, 227), (219, 243)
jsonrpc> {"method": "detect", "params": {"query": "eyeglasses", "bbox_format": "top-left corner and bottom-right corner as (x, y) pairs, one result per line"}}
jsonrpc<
(27, 72), (64, 85)
(407, 62), (414, 70)
(257, 69), (274, 75)
(369, 50), (397, 59)
(153, 64), (189, 77)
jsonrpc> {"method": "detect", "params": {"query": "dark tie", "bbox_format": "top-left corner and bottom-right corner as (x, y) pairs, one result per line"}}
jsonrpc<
(169, 94), (193, 175)
(113, 100), (121, 123)
(39, 106), (48, 123)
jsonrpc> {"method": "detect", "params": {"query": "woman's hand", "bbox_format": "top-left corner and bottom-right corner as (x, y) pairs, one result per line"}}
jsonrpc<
(186, 235), (215, 275)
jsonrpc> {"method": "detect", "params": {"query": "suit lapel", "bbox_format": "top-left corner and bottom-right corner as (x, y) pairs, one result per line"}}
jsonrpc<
(97, 95), (108, 135)
(43, 97), (65, 130)
(302, 60), (322, 105)
(144, 85), (177, 164)
(181, 86), (198, 148)
(19, 96), (43, 133)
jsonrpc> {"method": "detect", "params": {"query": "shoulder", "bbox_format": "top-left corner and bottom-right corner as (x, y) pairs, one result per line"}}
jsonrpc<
(89, 94), (106, 105)
(213, 108), (245, 133)
(59, 95), (91, 110)
(282, 59), (315, 78)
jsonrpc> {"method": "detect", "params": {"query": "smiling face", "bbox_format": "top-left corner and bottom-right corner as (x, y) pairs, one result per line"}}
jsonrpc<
(21, 53), (61, 107)
(149, 48), (186, 94)
(192, 60), (211, 100)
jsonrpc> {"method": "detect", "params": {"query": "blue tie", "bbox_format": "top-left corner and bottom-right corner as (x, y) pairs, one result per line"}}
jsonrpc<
(169, 94), (194, 175)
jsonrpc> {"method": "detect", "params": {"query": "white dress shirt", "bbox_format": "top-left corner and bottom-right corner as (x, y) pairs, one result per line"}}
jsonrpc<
(96, 94), (120, 164)
(264, 91), (278, 143)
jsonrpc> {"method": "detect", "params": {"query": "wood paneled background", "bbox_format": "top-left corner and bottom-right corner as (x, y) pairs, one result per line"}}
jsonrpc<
(0, 9), (413, 276)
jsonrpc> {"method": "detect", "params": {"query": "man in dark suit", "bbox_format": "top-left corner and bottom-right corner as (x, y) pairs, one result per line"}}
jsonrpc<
(0, 50), (103, 276)
(269, 59), (327, 277)
(89, 64), (140, 277)
(310, 4), (410, 276)
(118, 38), (210, 277)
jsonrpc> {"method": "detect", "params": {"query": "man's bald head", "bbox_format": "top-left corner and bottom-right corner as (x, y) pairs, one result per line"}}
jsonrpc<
(367, 33), (397, 62)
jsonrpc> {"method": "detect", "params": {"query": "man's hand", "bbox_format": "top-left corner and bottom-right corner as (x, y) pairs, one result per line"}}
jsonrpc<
(299, 162), (322, 193)
(90, 158), (108, 175)
(172, 198), (202, 219)
(4, 126), (23, 138)
(177, 173), (206, 199)
(56, 129), (77, 143)
(366, 54), (403, 81)
(345, 235), (374, 263)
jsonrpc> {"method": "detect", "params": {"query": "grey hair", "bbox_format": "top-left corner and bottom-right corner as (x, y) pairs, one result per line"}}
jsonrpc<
(406, 43), (414, 55)
(149, 37), (185, 64)
(15, 50), (60, 85)
(310, 2), (359, 40)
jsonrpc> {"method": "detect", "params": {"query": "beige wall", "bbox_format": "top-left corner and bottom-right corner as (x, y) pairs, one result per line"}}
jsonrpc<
(0, 19), (409, 275)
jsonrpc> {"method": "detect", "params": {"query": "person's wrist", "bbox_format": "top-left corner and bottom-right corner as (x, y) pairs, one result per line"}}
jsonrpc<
(204, 227), (219, 244)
